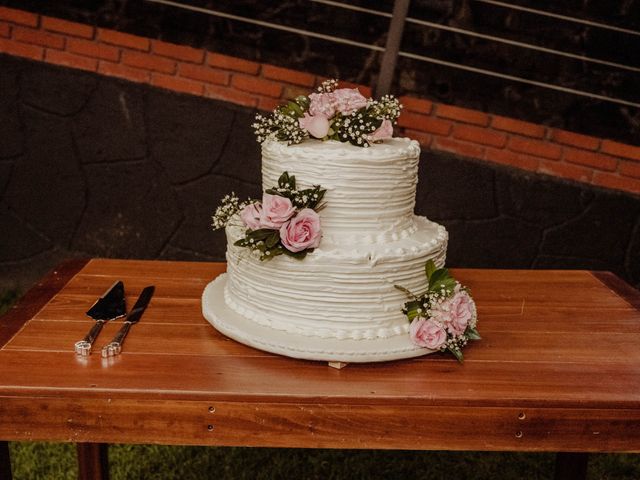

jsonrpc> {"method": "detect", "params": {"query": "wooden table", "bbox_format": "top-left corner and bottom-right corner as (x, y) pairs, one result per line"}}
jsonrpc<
(1, 259), (639, 480)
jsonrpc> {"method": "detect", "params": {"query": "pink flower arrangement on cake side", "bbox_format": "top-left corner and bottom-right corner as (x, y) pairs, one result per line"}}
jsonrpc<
(253, 79), (402, 147)
(212, 172), (326, 261)
(395, 260), (480, 362)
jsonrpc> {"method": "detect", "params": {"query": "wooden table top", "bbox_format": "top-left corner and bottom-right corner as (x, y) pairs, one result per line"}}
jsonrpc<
(1, 258), (639, 452)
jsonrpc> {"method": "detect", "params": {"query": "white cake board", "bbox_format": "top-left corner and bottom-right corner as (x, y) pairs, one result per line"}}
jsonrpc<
(202, 274), (435, 363)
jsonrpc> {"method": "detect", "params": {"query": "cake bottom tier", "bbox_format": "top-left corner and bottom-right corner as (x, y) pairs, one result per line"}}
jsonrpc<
(202, 216), (448, 361)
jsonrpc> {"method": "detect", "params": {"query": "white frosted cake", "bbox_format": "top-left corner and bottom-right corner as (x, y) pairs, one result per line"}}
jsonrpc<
(202, 137), (449, 362)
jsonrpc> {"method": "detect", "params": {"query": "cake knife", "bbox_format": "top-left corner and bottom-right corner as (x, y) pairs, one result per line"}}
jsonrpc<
(75, 280), (126, 356)
(101, 285), (154, 358)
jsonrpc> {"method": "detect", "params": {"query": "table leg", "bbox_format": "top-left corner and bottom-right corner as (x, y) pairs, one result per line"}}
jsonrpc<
(76, 443), (109, 480)
(554, 452), (589, 480)
(0, 441), (12, 480)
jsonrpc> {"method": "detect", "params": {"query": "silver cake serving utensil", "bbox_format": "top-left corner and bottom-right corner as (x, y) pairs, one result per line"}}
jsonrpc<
(101, 285), (154, 358)
(74, 280), (126, 356)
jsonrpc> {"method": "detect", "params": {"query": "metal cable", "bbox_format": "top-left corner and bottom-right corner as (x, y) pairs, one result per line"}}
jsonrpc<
(144, 0), (640, 108)
(146, 0), (385, 52)
(312, 0), (640, 73)
(399, 50), (640, 108)
(474, 0), (640, 37)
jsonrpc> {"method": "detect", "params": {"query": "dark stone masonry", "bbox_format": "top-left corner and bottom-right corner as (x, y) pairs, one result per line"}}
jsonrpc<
(1, 54), (639, 292)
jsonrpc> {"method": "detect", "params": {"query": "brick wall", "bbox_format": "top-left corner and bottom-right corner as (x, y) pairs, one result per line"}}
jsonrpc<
(1, 6), (639, 196)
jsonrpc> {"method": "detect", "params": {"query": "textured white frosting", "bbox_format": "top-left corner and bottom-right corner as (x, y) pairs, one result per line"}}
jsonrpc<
(262, 138), (421, 245)
(216, 137), (449, 342)
(224, 216), (447, 340)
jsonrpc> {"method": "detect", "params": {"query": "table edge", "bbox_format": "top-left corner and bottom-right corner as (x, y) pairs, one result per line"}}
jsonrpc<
(591, 271), (640, 311)
(0, 258), (89, 348)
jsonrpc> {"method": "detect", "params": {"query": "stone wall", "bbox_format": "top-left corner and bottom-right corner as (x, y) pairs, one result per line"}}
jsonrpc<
(1, 55), (638, 291)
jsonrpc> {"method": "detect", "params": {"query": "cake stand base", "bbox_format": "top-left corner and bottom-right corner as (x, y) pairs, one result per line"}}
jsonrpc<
(327, 361), (348, 369)
(201, 274), (434, 364)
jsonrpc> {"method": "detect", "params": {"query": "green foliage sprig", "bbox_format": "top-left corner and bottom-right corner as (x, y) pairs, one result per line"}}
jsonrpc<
(264, 171), (326, 211)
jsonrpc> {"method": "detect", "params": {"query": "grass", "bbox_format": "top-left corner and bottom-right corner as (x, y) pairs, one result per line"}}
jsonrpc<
(2, 290), (639, 479)
(6, 444), (640, 479)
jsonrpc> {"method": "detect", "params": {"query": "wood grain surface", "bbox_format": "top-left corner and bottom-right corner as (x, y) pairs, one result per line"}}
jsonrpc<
(0, 259), (639, 452)
(0, 258), (88, 347)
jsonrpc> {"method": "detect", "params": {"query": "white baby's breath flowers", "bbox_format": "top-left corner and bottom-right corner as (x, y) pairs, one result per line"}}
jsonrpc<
(318, 79), (338, 93)
(211, 193), (250, 231)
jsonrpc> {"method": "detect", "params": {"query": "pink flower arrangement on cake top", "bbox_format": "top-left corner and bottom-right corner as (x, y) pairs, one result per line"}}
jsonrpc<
(396, 260), (480, 362)
(253, 79), (402, 147)
(212, 172), (326, 261)
(298, 113), (330, 139)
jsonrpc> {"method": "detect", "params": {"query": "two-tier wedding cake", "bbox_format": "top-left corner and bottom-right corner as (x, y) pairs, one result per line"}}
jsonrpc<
(202, 80), (478, 363)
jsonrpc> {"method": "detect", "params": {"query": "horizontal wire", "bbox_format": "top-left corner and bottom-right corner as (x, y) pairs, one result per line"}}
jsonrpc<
(406, 18), (640, 73)
(311, 0), (640, 73)
(474, 0), (640, 37)
(146, 0), (385, 52)
(311, 0), (392, 17)
(399, 50), (640, 108)
(144, 0), (640, 108)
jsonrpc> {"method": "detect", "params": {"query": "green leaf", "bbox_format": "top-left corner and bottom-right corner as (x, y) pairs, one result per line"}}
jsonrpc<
(275, 171), (295, 190)
(265, 230), (280, 249)
(429, 278), (457, 296)
(246, 228), (276, 241)
(428, 268), (449, 287)
(313, 188), (326, 207)
(428, 269), (457, 294)
(278, 172), (290, 188)
(466, 327), (482, 341)
(283, 248), (308, 260)
(259, 244), (285, 261)
(294, 186), (326, 210)
(424, 260), (437, 281)
(403, 300), (423, 321)
(266, 188), (297, 203)
(295, 95), (310, 110)
(394, 285), (417, 299)
(448, 345), (464, 363)
(287, 101), (303, 117)
(233, 238), (250, 247)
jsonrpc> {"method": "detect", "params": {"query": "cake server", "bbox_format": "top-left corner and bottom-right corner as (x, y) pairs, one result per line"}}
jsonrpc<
(75, 280), (126, 356)
(101, 285), (154, 358)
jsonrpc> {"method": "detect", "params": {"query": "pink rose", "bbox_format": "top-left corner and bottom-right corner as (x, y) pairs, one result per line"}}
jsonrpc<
(239, 202), (262, 230)
(367, 119), (393, 142)
(308, 92), (336, 117)
(432, 291), (474, 336)
(409, 318), (447, 350)
(279, 208), (322, 252)
(298, 113), (330, 139)
(259, 193), (296, 229)
(332, 88), (368, 115)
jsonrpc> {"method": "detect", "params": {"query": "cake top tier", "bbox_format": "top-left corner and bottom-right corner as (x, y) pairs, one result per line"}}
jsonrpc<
(253, 79), (402, 148)
(262, 137), (421, 246)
